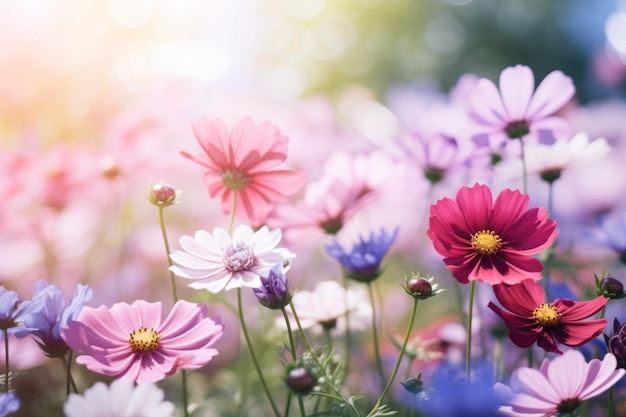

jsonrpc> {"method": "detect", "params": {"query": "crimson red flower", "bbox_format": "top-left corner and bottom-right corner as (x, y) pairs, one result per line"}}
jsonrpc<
(488, 279), (608, 354)
(427, 183), (556, 285)
(182, 116), (307, 226)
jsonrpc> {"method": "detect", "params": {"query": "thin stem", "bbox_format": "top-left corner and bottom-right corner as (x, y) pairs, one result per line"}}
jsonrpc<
(238, 288), (281, 417)
(156, 206), (189, 417)
(367, 282), (386, 392)
(62, 351), (78, 396)
(466, 281), (476, 381)
(608, 384), (615, 417)
(281, 308), (306, 417)
(368, 297), (419, 417)
(227, 190), (238, 235)
(527, 347), (534, 368)
(519, 137), (528, 195)
(341, 273), (352, 381)
(158, 206), (179, 303)
(3, 329), (8, 392)
(289, 300), (361, 417)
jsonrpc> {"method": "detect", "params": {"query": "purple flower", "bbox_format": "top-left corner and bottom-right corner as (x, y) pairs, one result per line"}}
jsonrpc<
(0, 392), (19, 417)
(24, 279), (92, 358)
(607, 318), (626, 369)
(326, 227), (399, 283)
(252, 264), (291, 310)
(0, 286), (43, 338)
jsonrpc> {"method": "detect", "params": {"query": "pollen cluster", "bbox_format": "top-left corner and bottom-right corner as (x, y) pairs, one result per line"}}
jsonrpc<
(221, 170), (250, 190)
(223, 242), (255, 272)
(471, 230), (502, 255)
(128, 326), (161, 353)
(533, 303), (561, 327)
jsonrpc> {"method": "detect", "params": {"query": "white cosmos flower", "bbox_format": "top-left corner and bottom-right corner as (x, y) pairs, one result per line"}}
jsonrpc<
(170, 224), (295, 293)
(497, 132), (611, 183)
(64, 379), (175, 417)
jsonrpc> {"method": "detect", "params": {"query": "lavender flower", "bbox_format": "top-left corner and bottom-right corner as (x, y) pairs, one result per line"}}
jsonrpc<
(0, 392), (19, 417)
(325, 227), (399, 283)
(0, 287), (43, 338)
(252, 264), (291, 310)
(24, 279), (93, 358)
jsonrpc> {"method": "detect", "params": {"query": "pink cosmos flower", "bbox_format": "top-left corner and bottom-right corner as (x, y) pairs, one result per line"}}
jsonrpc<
(427, 183), (557, 285)
(467, 65), (575, 150)
(488, 278), (608, 354)
(182, 116), (307, 226)
(495, 350), (624, 416)
(170, 224), (295, 293)
(61, 300), (224, 384)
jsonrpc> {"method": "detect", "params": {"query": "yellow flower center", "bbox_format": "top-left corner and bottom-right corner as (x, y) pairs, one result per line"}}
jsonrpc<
(533, 303), (561, 327)
(128, 327), (161, 353)
(471, 230), (502, 255)
(221, 170), (250, 190)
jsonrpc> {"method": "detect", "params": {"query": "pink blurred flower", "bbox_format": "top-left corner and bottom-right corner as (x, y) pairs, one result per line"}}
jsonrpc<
(467, 65), (575, 150)
(170, 224), (295, 293)
(182, 116), (306, 226)
(488, 278), (608, 354)
(62, 300), (224, 384)
(427, 183), (557, 285)
(495, 350), (624, 416)
(269, 150), (404, 243)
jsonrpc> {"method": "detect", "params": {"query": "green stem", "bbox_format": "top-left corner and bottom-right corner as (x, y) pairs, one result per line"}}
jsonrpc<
(368, 297), (419, 417)
(289, 300), (361, 417)
(158, 206), (179, 303)
(466, 281), (476, 380)
(3, 329), (8, 392)
(519, 137), (528, 195)
(367, 282), (386, 392)
(156, 205), (189, 416)
(62, 351), (78, 396)
(341, 274), (352, 381)
(281, 308), (306, 417)
(608, 384), (615, 417)
(527, 347), (534, 368)
(238, 288), (281, 417)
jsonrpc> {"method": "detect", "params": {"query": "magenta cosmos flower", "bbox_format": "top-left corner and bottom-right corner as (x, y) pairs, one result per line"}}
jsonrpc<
(467, 65), (575, 149)
(488, 278), (608, 354)
(427, 183), (557, 285)
(495, 350), (624, 416)
(182, 116), (306, 226)
(62, 300), (224, 384)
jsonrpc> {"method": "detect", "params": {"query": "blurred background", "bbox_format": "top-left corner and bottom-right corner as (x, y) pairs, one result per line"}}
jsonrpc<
(1, 0), (625, 148)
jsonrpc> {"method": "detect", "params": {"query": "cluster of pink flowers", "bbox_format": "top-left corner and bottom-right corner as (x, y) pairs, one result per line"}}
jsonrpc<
(3, 62), (626, 417)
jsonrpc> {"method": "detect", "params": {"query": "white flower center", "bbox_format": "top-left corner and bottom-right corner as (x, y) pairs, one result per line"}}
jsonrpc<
(223, 242), (255, 272)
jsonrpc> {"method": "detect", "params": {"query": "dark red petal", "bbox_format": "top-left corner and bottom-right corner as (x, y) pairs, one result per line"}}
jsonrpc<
(502, 208), (557, 252)
(550, 320), (608, 347)
(555, 296), (609, 321)
(492, 279), (543, 316)
(536, 331), (562, 354)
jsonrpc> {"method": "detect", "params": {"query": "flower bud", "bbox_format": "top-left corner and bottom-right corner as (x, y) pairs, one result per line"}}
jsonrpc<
(595, 274), (626, 299)
(401, 373), (424, 394)
(286, 367), (316, 395)
(147, 182), (180, 207)
(402, 272), (444, 300)
(408, 278), (432, 297)
(252, 264), (291, 310)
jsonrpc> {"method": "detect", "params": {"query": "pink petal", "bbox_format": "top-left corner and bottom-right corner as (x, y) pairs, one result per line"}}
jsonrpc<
(545, 349), (586, 399)
(468, 78), (507, 126)
(511, 366), (560, 404)
(526, 70), (575, 119)
(580, 353), (625, 400)
(499, 65), (535, 121)
(490, 188), (530, 231)
(455, 183), (493, 232)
